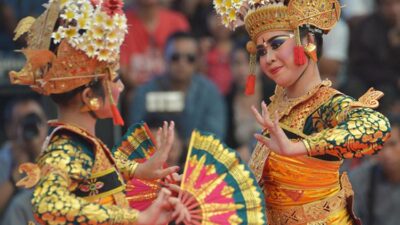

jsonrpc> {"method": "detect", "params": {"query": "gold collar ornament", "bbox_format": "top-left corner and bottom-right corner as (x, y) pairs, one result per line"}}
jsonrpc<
(213, 0), (341, 95)
(9, 0), (127, 125)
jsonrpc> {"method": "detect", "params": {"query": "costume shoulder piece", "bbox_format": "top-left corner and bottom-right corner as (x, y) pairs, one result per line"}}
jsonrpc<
(350, 88), (384, 109)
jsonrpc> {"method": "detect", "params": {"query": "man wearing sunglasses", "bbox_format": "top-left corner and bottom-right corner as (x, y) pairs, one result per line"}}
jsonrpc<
(129, 32), (227, 157)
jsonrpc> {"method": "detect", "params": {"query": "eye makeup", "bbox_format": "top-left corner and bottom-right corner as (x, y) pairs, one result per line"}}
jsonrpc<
(256, 34), (293, 57)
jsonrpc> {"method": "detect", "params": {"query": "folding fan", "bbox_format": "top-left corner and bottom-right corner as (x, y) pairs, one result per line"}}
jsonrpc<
(179, 131), (267, 225)
(112, 122), (161, 210)
(115, 124), (267, 224)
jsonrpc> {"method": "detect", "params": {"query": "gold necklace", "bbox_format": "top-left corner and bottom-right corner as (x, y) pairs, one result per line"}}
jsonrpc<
(270, 79), (332, 120)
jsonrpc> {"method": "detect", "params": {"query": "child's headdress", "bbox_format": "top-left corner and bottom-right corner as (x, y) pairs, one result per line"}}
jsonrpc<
(9, 0), (127, 125)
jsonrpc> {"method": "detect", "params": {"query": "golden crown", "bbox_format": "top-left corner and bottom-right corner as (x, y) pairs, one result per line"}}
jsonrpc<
(214, 0), (341, 41)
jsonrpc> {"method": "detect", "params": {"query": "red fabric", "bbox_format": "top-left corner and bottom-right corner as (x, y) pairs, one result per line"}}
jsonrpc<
(245, 74), (256, 96)
(206, 48), (233, 95)
(120, 8), (189, 84)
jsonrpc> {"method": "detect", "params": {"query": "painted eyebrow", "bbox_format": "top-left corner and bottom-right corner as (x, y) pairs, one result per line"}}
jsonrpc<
(256, 35), (290, 48)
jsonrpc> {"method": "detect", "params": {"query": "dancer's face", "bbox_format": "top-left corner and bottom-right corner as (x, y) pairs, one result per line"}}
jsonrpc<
(256, 30), (308, 87)
(95, 72), (124, 119)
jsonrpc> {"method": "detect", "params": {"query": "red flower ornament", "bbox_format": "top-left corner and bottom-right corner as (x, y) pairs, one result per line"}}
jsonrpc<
(102, 0), (124, 16)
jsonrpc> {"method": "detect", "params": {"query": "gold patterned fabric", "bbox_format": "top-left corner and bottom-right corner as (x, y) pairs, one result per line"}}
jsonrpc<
(32, 122), (139, 224)
(249, 81), (391, 225)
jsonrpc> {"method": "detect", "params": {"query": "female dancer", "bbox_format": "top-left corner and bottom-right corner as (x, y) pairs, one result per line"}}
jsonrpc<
(214, 0), (391, 224)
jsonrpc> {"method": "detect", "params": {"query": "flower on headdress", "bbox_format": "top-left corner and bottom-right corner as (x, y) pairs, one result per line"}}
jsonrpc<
(107, 29), (119, 43)
(81, 1), (93, 11)
(90, 0), (100, 7)
(77, 17), (88, 29)
(106, 40), (119, 49)
(52, 27), (65, 44)
(60, 0), (70, 7)
(61, 8), (76, 21)
(93, 39), (104, 49)
(214, 0), (243, 28)
(94, 12), (106, 26)
(104, 17), (114, 30)
(97, 49), (111, 61)
(228, 9), (236, 21)
(214, 0), (223, 8)
(102, 0), (124, 16)
(86, 44), (97, 58)
(68, 4), (79, 13)
(65, 27), (79, 39)
(70, 36), (84, 48)
(114, 14), (127, 31)
(92, 25), (106, 39)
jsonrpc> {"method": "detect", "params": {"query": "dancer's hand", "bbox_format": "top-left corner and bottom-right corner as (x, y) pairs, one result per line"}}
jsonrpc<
(251, 101), (307, 156)
(167, 184), (192, 224)
(137, 188), (191, 225)
(135, 121), (179, 180)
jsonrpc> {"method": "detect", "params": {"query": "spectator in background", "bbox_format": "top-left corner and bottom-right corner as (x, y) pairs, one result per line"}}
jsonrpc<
(129, 32), (226, 144)
(341, 0), (375, 21)
(204, 14), (234, 96)
(347, 0), (400, 111)
(225, 47), (262, 162)
(319, 19), (350, 88)
(0, 0), (46, 52)
(0, 0), (47, 80)
(172, 0), (213, 38)
(0, 1), (15, 52)
(350, 115), (400, 225)
(0, 96), (47, 224)
(120, 0), (189, 89)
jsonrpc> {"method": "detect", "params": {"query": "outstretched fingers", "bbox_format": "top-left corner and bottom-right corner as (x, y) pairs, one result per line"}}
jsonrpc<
(251, 102), (274, 131)
(158, 166), (180, 179)
(169, 197), (191, 224)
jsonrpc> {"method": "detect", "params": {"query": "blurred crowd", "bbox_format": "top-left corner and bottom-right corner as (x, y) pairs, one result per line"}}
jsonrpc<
(0, 0), (399, 224)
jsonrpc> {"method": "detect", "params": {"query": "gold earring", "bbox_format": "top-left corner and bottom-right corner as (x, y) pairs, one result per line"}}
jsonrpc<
(304, 43), (318, 62)
(89, 98), (100, 111)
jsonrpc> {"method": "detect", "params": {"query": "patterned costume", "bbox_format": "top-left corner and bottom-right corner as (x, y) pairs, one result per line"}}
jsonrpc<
(248, 81), (391, 224)
(31, 122), (139, 224)
(213, 0), (392, 224)
(8, 0), (144, 224)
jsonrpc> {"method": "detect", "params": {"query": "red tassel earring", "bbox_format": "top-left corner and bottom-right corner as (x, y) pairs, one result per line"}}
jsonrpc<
(294, 27), (306, 66)
(245, 41), (257, 96)
(105, 69), (124, 126)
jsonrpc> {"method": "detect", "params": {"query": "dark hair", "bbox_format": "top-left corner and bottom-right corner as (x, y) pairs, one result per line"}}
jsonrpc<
(164, 31), (198, 59)
(50, 79), (105, 106)
(3, 95), (43, 127)
(299, 25), (324, 59)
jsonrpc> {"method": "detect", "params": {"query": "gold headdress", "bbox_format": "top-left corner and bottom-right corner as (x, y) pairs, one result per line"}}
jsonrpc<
(214, 0), (341, 95)
(9, 0), (128, 125)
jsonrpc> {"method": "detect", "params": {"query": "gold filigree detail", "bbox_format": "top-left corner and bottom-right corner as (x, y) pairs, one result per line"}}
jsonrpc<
(27, 0), (60, 50)
(245, 6), (292, 41)
(13, 16), (36, 41)
(350, 88), (384, 109)
(213, 0), (341, 41)
(288, 0), (341, 30)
